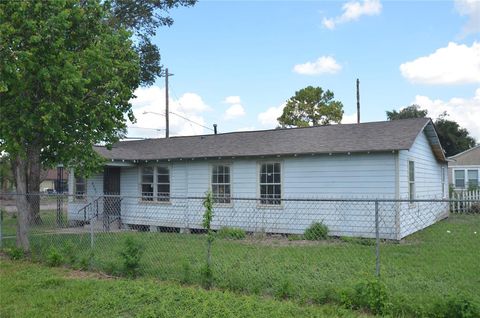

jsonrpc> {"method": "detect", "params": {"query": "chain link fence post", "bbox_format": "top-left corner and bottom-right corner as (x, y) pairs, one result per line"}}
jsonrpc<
(90, 204), (94, 250)
(0, 205), (3, 249)
(375, 200), (380, 277)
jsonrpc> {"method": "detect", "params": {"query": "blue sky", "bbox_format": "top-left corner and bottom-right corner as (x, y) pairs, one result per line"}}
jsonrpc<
(127, 0), (480, 139)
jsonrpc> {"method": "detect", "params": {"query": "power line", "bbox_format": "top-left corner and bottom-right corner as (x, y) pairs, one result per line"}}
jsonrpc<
(129, 126), (166, 131)
(169, 85), (214, 132)
(169, 111), (214, 132)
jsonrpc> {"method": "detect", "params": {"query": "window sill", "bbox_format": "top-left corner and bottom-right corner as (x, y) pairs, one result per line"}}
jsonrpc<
(138, 199), (172, 206)
(256, 204), (284, 210)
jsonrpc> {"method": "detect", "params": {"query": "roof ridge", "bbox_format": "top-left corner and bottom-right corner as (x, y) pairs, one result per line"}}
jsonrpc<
(111, 117), (431, 144)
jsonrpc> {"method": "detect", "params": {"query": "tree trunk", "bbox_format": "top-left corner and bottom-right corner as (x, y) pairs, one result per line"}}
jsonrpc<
(27, 143), (42, 225)
(13, 155), (30, 252)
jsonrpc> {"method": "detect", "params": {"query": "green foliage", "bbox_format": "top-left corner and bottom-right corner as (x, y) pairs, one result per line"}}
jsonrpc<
(46, 247), (64, 267)
(202, 190), (214, 231)
(119, 237), (144, 278)
(304, 222), (328, 240)
(202, 190), (215, 288)
(0, 0), (141, 172)
(433, 295), (479, 318)
(287, 234), (304, 241)
(0, 259), (359, 318)
(277, 86), (344, 127)
(274, 279), (294, 300)
(217, 227), (246, 240)
(342, 278), (390, 315)
(4, 247), (24, 260)
(435, 115), (476, 157)
(386, 104), (428, 121)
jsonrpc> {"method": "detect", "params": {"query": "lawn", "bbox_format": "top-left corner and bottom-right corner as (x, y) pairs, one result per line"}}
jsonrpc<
(1, 212), (479, 316)
(0, 259), (364, 318)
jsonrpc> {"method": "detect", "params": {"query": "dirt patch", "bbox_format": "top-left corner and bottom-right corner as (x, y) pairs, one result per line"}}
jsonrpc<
(64, 268), (117, 280)
(238, 235), (344, 247)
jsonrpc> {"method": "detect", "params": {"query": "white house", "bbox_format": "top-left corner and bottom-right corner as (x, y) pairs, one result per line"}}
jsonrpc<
(448, 145), (480, 190)
(68, 118), (448, 240)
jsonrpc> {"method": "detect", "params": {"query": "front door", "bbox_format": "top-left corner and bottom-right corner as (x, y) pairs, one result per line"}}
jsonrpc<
(103, 167), (121, 222)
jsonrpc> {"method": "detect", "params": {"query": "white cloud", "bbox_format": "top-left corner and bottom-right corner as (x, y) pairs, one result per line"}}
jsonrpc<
(257, 103), (286, 127)
(322, 0), (382, 30)
(341, 112), (358, 124)
(128, 86), (211, 138)
(400, 42), (480, 85)
(224, 104), (246, 120)
(412, 88), (480, 140)
(224, 96), (241, 104)
(222, 95), (246, 120)
(293, 56), (342, 75)
(455, 0), (480, 36)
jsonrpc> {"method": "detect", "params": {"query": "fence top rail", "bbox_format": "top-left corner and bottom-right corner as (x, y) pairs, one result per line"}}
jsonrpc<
(1, 192), (480, 203)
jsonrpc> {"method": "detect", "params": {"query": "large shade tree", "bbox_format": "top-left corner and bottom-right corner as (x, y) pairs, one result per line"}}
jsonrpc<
(277, 86), (344, 128)
(0, 0), (195, 251)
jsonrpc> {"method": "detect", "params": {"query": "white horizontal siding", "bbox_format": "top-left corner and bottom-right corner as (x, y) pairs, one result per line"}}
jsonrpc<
(398, 131), (448, 238)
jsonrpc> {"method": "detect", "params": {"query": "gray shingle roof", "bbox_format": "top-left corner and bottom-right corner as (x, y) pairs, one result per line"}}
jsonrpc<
(95, 118), (444, 161)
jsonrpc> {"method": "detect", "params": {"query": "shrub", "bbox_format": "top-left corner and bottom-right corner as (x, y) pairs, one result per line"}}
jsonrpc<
(304, 222), (328, 240)
(119, 237), (144, 278)
(433, 295), (479, 318)
(352, 278), (390, 315)
(4, 247), (24, 260)
(46, 247), (63, 267)
(217, 227), (246, 240)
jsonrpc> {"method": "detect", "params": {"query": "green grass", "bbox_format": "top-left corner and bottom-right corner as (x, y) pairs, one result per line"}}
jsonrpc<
(1, 212), (479, 316)
(0, 259), (363, 318)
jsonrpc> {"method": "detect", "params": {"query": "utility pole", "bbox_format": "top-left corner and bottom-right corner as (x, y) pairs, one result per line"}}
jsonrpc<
(165, 68), (174, 138)
(356, 78), (360, 124)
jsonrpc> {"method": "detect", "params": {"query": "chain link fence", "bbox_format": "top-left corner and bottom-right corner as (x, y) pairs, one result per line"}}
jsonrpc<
(1, 193), (479, 316)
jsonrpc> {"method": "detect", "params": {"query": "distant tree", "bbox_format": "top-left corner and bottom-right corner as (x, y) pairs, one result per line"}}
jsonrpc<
(277, 86), (344, 127)
(386, 105), (428, 121)
(386, 106), (476, 157)
(435, 113), (476, 157)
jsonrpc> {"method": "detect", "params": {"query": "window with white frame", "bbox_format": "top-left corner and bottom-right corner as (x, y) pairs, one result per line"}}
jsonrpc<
(74, 176), (86, 200)
(140, 166), (170, 202)
(211, 165), (231, 204)
(259, 162), (281, 205)
(441, 167), (446, 198)
(468, 169), (478, 188)
(157, 166), (170, 202)
(454, 170), (465, 189)
(141, 167), (154, 201)
(408, 161), (415, 201)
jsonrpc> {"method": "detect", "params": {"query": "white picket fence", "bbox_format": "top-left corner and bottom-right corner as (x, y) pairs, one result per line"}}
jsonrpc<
(450, 189), (480, 213)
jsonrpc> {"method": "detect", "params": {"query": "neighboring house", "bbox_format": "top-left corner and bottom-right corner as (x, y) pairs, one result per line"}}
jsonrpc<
(40, 169), (69, 193)
(68, 118), (448, 240)
(448, 145), (480, 190)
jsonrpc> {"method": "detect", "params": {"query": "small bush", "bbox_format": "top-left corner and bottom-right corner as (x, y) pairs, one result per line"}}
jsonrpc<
(119, 237), (144, 278)
(343, 278), (390, 315)
(217, 227), (246, 240)
(46, 247), (63, 267)
(4, 247), (24, 260)
(433, 295), (479, 318)
(304, 222), (328, 240)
